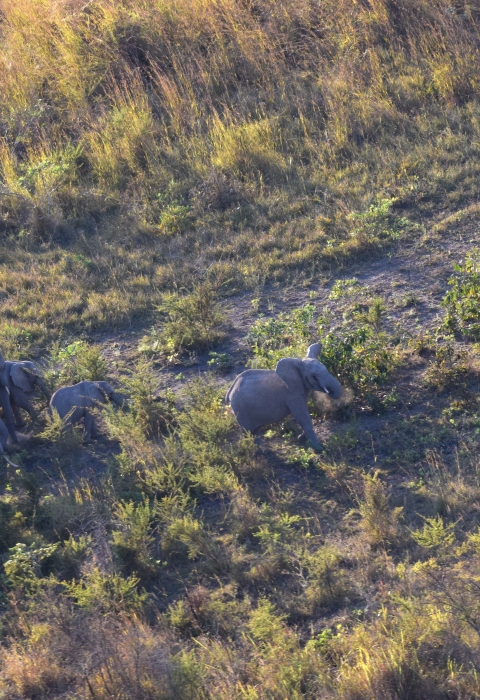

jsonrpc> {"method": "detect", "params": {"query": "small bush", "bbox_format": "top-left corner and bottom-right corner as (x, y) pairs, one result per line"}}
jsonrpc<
(119, 359), (174, 438)
(63, 567), (148, 614)
(39, 408), (84, 453)
(47, 340), (107, 387)
(442, 249), (480, 339)
(110, 499), (156, 578)
(319, 324), (399, 399)
(246, 304), (316, 368)
(358, 472), (403, 546)
(139, 283), (226, 358)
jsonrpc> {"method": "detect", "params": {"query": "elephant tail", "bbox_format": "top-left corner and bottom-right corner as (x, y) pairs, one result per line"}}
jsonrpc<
(0, 443), (19, 469)
(224, 381), (235, 405)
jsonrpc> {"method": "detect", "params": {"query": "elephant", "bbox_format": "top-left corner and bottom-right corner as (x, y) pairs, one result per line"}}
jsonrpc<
(225, 343), (342, 452)
(49, 381), (122, 439)
(0, 352), (18, 444)
(0, 419), (19, 468)
(1, 360), (51, 427)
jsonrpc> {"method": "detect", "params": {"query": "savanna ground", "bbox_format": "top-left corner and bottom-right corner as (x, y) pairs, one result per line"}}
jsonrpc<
(2, 0), (480, 697)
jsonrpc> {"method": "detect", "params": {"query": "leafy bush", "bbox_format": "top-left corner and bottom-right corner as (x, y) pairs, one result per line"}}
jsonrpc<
(47, 340), (107, 388)
(246, 304), (399, 399)
(442, 249), (480, 339)
(346, 197), (413, 247)
(358, 472), (403, 546)
(38, 408), (84, 453)
(319, 324), (399, 396)
(118, 359), (174, 438)
(246, 304), (316, 368)
(63, 567), (148, 614)
(4, 541), (59, 592)
(139, 284), (226, 359)
(110, 499), (156, 578)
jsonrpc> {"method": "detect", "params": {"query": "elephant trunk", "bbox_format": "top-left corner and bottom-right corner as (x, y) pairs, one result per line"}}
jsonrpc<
(0, 442), (19, 468)
(110, 391), (123, 407)
(322, 376), (342, 400)
(36, 376), (52, 401)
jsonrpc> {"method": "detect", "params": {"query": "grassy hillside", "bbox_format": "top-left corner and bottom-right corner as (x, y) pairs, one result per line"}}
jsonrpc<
(2, 0), (480, 697)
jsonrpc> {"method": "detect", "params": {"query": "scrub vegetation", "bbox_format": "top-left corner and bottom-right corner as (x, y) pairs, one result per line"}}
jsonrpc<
(2, 0), (480, 697)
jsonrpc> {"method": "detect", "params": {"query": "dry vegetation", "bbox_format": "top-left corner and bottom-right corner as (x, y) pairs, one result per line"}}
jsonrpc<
(2, 0), (480, 697)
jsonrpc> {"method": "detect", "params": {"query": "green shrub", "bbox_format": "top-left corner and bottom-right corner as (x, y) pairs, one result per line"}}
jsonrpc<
(411, 515), (455, 551)
(246, 304), (316, 368)
(358, 472), (403, 546)
(4, 541), (59, 592)
(38, 408), (84, 453)
(118, 359), (174, 438)
(139, 283), (226, 359)
(442, 249), (480, 339)
(346, 196), (413, 247)
(47, 340), (107, 387)
(110, 499), (156, 578)
(319, 324), (399, 397)
(63, 567), (148, 614)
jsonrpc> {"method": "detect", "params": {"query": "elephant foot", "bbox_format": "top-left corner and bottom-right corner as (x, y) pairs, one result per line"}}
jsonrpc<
(305, 440), (323, 453)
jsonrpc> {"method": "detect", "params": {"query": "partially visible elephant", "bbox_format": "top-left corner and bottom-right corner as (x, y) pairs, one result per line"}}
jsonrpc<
(225, 343), (342, 452)
(0, 419), (19, 468)
(0, 352), (18, 444)
(49, 381), (122, 438)
(1, 360), (51, 427)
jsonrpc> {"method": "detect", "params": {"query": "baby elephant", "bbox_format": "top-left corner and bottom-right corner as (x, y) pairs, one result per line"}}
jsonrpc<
(225, 343), (342, 452)
(0, 419), (19, 468)
(50, 381), (122, 438)
(1, 360), (51, 427)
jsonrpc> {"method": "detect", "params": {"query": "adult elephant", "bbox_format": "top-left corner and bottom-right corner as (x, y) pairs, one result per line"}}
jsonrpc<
(0, 352), (18, 444)
(49, 381), (122, 439)
(1, 359), (51, 427)
(225, 343), (342, 452)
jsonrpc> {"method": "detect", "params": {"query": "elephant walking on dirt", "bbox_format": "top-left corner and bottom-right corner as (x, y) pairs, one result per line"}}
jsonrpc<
(225, 343), (342, 452)
(1, 360), (51, 427)
(49, 381), (122, 439)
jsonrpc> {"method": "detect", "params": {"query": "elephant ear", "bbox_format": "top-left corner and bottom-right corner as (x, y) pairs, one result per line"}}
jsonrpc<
(10, 364), (32, 392)
(275, 358), (305, 394)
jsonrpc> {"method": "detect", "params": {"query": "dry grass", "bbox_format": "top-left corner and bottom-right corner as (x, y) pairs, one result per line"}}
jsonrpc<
(1, 0), (480, 351)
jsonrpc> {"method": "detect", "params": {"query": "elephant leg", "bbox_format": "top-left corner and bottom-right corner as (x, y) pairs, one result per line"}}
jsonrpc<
(83, 411), (97, 439)
(10, 388), (36, 422)
(288, 399), (322, 452)
(11, 402), (25, 428)
(0, 387), (17, 443)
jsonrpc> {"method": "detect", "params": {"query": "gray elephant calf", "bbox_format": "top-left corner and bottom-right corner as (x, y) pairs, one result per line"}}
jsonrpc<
(225, 343), (342, 452)
(0, 419), (19, 468)
(49, 381), (122, 439)
(1, 360), (51, 427)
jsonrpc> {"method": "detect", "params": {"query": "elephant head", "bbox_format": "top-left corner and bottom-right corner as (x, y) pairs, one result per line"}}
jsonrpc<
(9, 363), (36, 393)
(95, 381), (122, 406)
(275, 343), (342, 399)
(1, 360), (51, 400)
